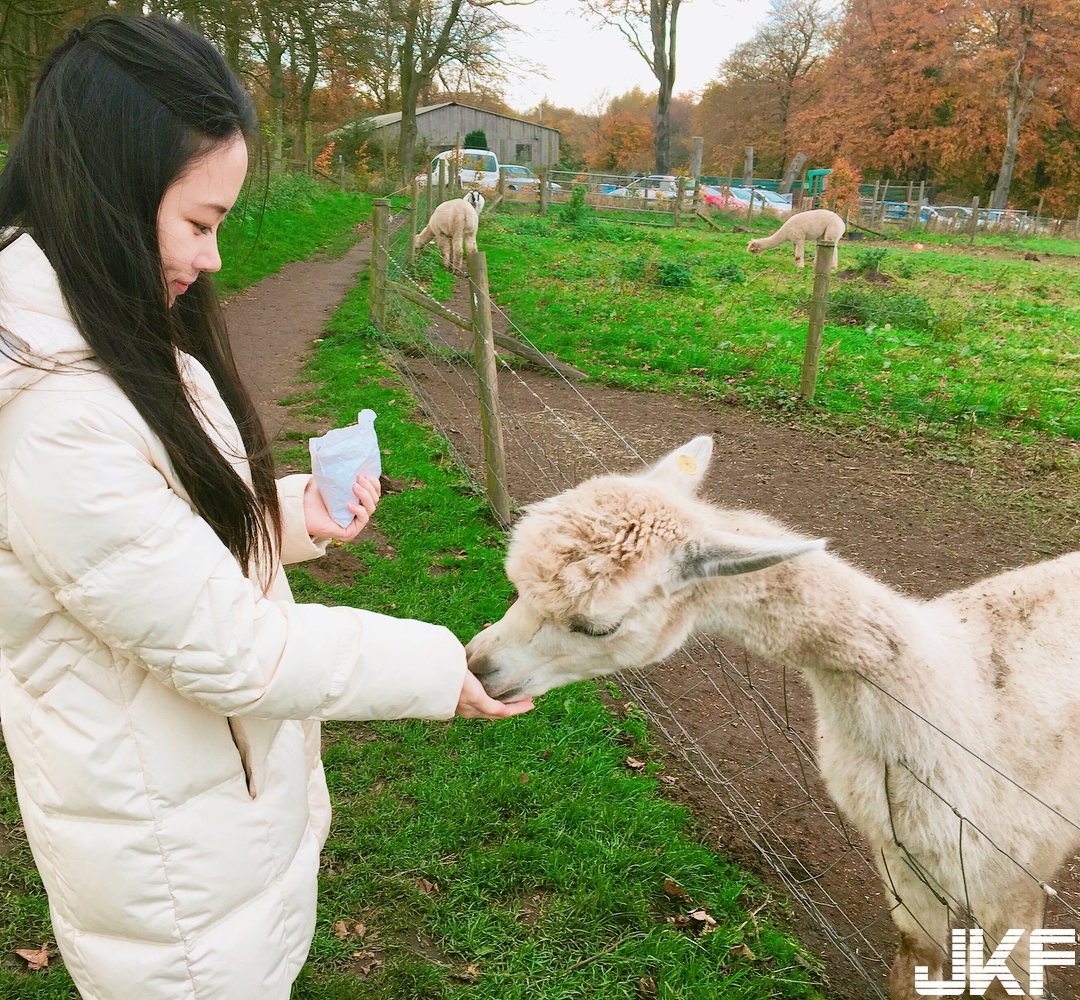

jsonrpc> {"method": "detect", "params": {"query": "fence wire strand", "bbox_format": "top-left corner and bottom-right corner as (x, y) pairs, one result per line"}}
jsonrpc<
(369, 203), (1079, 999)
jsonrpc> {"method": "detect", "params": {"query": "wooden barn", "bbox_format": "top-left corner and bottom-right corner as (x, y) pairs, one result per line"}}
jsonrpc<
(366, 102), (560, 167)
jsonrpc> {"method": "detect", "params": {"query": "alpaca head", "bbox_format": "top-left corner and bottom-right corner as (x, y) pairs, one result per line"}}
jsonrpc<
(466, 436), (824, 700)
(747, 239), (764, 255)
(465, 190), (485, 213)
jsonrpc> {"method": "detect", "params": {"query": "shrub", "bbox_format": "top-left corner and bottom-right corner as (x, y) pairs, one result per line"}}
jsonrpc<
(713, 260), (747, 284)
(827, 286), (935, 331)
(656, 258), (693, 288)
(559, 185), (594, 228)
(464, 129), (488, 149)
(855, 247), (888, 272)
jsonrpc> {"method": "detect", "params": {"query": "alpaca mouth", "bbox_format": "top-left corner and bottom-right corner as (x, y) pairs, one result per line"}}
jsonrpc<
(490, 680), (530, 702)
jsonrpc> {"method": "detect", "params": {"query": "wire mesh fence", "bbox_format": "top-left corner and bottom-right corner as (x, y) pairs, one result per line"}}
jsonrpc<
(372, 194), (1080, 999)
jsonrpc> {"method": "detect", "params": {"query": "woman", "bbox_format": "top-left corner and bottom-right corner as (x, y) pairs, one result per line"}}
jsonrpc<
(0, 15), (531, 999)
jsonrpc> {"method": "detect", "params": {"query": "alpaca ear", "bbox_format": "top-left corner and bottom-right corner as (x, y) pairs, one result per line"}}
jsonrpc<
(641, 436), (713, 494)
(672, 534), (825, 586)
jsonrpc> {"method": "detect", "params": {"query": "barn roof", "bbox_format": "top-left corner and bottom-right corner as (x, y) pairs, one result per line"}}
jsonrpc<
(364, 101), (559, 134)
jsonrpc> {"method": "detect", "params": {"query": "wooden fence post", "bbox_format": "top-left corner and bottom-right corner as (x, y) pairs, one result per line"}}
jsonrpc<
(1075, 203), (1080, 241)
(800, 241), (833, 401)
(427, 161), (434, 217)
(743, 146), (754, 188)
(438, 159), (446, 205)
(539, 166), (549, 215)
(673, 181), (683, 227)
(467, 252), (511, 528)
(746, 188), (756, 228)
(692, 175), (701, 210)
(371, 198), (390, 331)
(497, 168), (507, 210)
(1034, 195), (1044, 234)
(968, 195), (980, 245)
(408, 178), (419, 267)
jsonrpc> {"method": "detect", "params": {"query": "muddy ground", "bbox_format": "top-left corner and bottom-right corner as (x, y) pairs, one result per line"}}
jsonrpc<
(230, 249), (1080, 999)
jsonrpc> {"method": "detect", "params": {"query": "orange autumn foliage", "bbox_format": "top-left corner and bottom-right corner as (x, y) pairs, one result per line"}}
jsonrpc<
(586, 111), (655, 173)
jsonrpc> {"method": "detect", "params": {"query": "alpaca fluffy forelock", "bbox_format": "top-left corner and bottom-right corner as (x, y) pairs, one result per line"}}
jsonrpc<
(505, 478), (689, 621)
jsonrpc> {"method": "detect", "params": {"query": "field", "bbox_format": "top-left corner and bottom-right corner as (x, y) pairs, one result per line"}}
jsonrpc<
(477, 206), (1080, 448)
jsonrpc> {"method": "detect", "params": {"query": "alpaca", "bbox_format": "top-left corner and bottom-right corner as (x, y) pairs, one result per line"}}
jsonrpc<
(465, 436), (1080, 999)
(747, 208), (845, 269)
(415, 191), (484, 273)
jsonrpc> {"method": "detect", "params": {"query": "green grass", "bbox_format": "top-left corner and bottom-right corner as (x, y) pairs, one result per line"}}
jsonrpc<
(214, 172), (374, 295)
(470, 211), (1080, 445)
(282, 279), (826, 999)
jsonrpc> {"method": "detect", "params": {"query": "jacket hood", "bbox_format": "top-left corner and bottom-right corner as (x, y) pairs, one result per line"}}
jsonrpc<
(0, 233), (95, 409)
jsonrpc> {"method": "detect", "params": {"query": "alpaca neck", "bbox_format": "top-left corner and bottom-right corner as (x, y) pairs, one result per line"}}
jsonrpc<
(757, 230), (787, 249)
(696, 552), (921, 681)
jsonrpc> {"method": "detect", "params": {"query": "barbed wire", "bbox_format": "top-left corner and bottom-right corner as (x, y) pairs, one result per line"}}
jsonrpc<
(372, 203), (1080, 998)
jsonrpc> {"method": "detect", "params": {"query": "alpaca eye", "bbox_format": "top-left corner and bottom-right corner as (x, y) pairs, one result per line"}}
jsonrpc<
(569, 616), (621, 638)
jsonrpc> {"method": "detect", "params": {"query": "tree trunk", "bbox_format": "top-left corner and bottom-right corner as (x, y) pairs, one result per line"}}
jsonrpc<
(990, 42), (1038, 212)
(296, 7), (319, 165)
(257, 2), (286, 172)
(650, 0), (680, 174)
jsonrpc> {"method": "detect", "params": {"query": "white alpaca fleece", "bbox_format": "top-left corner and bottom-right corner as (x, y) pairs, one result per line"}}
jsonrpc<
(747, 208), (845, 269)
(467, 436), (1080, 999)
(415, 196), (481, 272)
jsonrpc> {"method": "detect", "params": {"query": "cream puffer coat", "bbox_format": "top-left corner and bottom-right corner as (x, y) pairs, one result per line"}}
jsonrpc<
(0, 234), (468, 999)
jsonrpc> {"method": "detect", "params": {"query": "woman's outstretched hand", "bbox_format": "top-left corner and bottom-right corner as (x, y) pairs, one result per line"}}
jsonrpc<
(456, 669), (534, 719)
(303, 473), (381, 542)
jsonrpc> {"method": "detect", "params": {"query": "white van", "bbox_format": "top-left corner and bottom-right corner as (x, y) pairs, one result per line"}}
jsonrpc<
(425, 148), (500, 190)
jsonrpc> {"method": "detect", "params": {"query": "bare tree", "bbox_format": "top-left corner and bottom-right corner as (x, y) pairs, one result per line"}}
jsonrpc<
(582, 0), (681, 173)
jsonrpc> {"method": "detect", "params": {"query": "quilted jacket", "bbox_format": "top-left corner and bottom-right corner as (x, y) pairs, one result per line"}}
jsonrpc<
(0, 234), (468, 999)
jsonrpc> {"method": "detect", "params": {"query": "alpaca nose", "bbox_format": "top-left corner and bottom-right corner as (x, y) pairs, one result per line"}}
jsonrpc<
(465, 648), (493, 679)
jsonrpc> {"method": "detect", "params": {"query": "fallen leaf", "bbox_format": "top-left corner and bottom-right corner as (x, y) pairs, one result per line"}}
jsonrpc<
(351, 948), (383, 975)
(688, 908), (718, 935)
(730, 942), (756, 960)
(333, 921), (349, 939)
(353, 921), (366, 939)
(663, 877), (690, 900)
(451, 962), (481, 983)
(417, 877), (440, 895)
(520, 773), (530, 783)
(636, 976), (659, 998)
(660, 774), (677, 785)
(625, 756), (646, 770)
(15, 943), (50, 970)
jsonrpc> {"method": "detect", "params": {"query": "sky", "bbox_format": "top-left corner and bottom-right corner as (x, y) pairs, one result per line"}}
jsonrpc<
(499, 0), (767, 114)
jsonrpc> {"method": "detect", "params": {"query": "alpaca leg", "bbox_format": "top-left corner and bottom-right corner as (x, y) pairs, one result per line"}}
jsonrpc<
(794, 239), (805, 268)
(889, 933), (951, 1000)
(831, 241), (839, 270)
(436, 234), (452, 271)
(879, 848), (952, 1000)
(452, 234), (465, 274)
(979, 889), (1043, 999)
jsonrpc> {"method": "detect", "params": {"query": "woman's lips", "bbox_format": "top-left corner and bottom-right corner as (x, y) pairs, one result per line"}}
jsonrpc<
(173, 280), (191, 295)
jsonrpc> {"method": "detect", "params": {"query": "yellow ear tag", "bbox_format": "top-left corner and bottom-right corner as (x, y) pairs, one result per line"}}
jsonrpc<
(675, 454), (698, 475)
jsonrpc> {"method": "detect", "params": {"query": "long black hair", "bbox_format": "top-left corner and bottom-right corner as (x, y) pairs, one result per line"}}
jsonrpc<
(0, 14), (281, 576)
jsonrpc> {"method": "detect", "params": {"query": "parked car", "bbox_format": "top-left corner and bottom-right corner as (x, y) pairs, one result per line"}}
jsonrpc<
(727, 187), (791, 213)
(421, 148), (500, 188)
(499, 164), (562, 192)
(700, 185), (748, 210)
(607, 175), (692, 199)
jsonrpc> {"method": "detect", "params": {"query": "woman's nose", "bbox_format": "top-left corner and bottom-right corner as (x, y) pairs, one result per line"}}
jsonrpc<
(196, 239), (222, 274)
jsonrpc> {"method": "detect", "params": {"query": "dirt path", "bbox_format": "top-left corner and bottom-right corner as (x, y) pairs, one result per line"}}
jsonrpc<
(225, 228), (370, 438)
(231, 254), (1080, 999)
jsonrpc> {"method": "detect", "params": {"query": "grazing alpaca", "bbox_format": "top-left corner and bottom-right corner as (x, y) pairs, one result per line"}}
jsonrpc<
(466, 436), (1080, 999)
(747, 208), (845, 269)
(415, 191), (484, 272)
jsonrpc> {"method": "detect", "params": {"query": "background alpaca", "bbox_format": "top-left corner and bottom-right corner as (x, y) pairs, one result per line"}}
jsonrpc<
(466, 436), (1080, 999)
(747, 209), (845, 269)
(415, 191), (484, 273)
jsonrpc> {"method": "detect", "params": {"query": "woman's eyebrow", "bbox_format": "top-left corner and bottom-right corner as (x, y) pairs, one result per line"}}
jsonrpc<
(202, 202), (231, 216)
